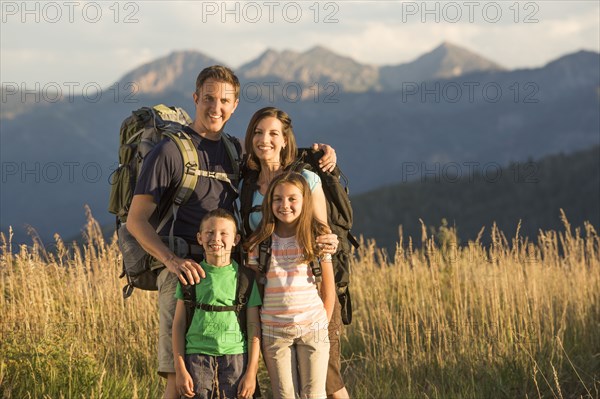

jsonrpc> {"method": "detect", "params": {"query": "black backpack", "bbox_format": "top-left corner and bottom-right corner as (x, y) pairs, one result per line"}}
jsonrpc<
(240, 149), (359, 324)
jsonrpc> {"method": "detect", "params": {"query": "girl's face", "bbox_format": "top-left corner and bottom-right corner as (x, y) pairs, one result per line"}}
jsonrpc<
(252, 117), (287, 166)
(271, 182), (304, 226)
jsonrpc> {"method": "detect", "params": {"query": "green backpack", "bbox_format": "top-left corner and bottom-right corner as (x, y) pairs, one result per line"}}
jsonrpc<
(108, 104), (241, 298)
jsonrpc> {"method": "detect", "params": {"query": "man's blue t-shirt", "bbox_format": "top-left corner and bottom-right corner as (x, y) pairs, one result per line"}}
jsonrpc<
(134, 126), (238, 242)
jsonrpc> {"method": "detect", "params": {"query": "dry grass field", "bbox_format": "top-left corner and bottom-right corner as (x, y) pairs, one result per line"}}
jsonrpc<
(1, 208), (598, 398)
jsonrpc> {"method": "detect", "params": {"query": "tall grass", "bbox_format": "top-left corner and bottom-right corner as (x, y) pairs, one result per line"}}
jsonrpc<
(1, 208), (599, 398)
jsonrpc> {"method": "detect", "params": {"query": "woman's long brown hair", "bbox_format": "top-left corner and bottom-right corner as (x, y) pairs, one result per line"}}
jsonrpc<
(244, 172), (330, 263)
(243, 107), (298, 171)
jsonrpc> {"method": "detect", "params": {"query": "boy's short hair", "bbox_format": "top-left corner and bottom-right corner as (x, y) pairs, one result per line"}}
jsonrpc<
(200, 209), (238, 234)
(195, 65), (240, 99)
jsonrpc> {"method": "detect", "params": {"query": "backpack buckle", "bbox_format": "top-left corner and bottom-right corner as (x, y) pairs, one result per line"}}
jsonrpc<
(184, 162), (198, 175)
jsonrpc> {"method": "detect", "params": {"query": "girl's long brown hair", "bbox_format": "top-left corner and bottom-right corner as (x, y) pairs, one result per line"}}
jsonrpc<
(244, 172), (330, 263)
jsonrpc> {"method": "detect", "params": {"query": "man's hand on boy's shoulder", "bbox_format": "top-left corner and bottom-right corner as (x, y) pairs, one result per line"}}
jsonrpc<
(312, 143), (337, 173)
(165, 255), (206, 285)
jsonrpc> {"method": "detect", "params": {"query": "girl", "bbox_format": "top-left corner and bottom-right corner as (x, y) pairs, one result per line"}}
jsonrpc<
(240, 106), (348, 398)
(245, 172), (335, 399)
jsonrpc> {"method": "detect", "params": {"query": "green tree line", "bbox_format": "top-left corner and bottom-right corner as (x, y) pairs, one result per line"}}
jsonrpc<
(352, 145), (600, 251)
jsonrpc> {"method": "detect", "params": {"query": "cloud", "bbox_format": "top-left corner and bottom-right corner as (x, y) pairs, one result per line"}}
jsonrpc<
(308, 21), (488, 66)
(1, 1), (598, 86)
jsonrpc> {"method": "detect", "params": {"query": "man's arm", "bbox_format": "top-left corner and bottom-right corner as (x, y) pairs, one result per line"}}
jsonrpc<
(312, 143), (337, 173)
(311, 183), (328, 226)
(311, 181), (339, 254)
(127, 194), (205, 285)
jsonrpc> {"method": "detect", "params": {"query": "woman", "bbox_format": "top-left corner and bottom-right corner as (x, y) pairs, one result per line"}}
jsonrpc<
(241, 106), (330, 238)
(240, 106), (349, 399)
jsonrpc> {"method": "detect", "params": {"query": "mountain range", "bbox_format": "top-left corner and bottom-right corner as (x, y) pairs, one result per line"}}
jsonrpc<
(0, 41), (506, 118)
(116, 42), (504, 97)
(1, 42), (598, 245)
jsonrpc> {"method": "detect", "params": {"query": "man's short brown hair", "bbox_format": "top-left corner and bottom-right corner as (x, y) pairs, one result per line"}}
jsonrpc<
(195, 65), (240, 99)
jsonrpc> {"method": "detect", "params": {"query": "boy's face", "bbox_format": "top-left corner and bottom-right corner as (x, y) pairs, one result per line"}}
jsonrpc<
(192, 78), (239, 135)
(197, 216), (240, 259)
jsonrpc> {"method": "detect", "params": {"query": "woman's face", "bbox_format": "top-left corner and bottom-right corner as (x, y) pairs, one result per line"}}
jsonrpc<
(252, 116), (287, 166)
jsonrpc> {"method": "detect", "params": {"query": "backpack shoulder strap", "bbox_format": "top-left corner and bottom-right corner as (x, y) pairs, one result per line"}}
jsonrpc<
(240, 169), (260, 237)
(157, 130), (199, 250)
(221, 133), (242, 190)
(162, 130), (199, 208)
(287, 149), (312, 174)
(257, 236), (272, 285)
(236, 262), (255, 305)
(180, 133), (240, 193)
(182, 283), (196, 333)
(234, 263), (256, 338)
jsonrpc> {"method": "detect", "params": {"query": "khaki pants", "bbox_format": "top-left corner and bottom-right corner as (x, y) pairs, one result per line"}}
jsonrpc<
(157, 268), (178, 377)
(262, 328), (330, 399)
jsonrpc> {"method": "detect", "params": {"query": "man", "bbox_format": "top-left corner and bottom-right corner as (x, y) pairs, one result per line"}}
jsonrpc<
(127, 65), (344, 398)
(127, 65), (241, 398)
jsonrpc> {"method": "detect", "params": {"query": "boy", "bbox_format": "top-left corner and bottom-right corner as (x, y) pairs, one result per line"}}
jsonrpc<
(172, 209), (261, 399)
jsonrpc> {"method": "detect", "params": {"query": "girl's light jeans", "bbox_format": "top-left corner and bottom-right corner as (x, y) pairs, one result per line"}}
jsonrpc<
(262, 327), (330, 399)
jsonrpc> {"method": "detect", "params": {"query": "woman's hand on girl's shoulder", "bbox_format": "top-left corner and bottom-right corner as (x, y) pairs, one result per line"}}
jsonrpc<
(316, 233), (339, 255)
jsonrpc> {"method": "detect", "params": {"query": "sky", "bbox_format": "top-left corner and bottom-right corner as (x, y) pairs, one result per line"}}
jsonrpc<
(1, 1), (599, 89)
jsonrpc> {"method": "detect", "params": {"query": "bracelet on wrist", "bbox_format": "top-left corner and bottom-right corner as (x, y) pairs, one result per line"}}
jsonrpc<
(320, 253), (332, 261)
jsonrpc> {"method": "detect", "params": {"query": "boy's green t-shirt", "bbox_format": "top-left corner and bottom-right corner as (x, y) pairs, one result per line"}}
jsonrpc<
(174, 260), (262, 356)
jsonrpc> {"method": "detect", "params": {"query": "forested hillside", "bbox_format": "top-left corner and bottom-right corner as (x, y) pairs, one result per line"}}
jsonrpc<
(352, 146), (600, 251)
